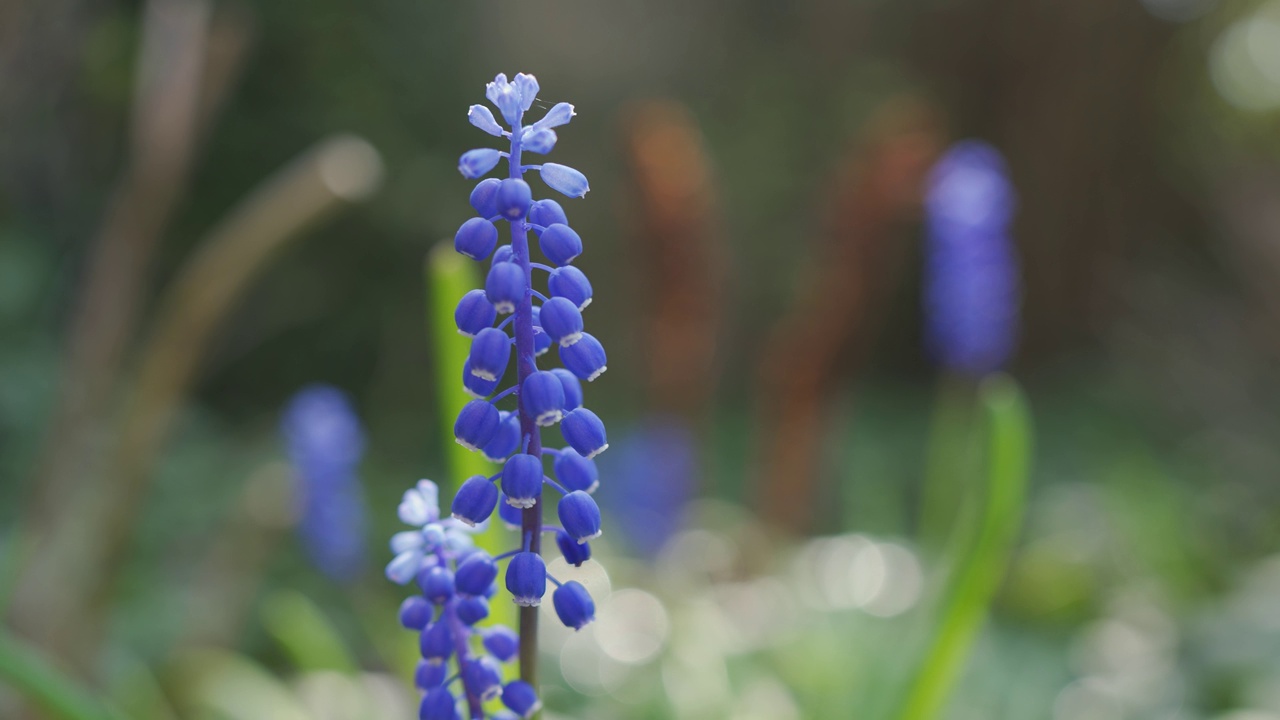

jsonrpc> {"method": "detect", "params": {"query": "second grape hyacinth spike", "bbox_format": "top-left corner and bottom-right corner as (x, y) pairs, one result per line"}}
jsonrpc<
(387, 72), (604, 720)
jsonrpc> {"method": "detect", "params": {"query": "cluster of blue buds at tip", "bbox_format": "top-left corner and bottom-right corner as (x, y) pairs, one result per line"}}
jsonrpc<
(281, 385), (368, 582)
(923, 140), (1020, 377)
(388, 73), (605, 720)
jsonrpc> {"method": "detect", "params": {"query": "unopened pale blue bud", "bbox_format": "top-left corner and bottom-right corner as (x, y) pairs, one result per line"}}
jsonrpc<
(458, 149), (501, 179)
(532, 102), (575, 131)
(539, 163), (589, 198)
(521, 127), (556, 155)
(513, 72), (539, 111)
(467, 104), (504, 137)
(486, 73), (523, 125)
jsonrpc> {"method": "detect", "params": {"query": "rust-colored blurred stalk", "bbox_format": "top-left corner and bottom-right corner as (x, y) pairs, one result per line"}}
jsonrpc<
(619, 100), (727, 425)
(14, 134), (383, 664)
(753, 97), (943, 534)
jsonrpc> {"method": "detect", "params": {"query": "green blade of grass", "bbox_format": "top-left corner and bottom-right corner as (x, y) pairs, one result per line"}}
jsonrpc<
(0, 630), (126, 720)
(895, 373), (1033, 720)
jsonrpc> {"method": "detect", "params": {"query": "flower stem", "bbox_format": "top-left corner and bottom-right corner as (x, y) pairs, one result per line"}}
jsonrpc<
(507, 112), (543, 693)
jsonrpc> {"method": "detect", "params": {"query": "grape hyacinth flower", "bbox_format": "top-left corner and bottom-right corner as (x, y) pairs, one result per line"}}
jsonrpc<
(389, 72), (605, 718)
(282, 385), (368, 582)
(923, 140), (1020, 377)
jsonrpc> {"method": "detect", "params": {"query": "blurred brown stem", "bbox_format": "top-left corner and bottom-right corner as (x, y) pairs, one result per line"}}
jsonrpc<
(753, 97), (942, 534)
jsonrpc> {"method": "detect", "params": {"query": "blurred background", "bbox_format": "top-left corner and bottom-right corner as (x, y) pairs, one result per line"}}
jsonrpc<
(4, 0), (1280, 718)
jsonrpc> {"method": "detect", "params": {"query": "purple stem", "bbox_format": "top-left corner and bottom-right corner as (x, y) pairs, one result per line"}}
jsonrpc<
(506, 109), (543, 690)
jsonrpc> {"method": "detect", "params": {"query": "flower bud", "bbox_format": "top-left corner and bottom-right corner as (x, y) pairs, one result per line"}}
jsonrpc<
(538, 223), (583, 266)
(459, 149), (501, 179)
(468, 104), (504, 137)
(419, 621), (454, 664)
(501, 454), (543, 509)
(538, 297), (583, 346)
(419, 686), (460, 720)
(540, 163), (589, 198)
(520, 370), (566, 426)
(561, 408), (608, 458)
(481, 411), (520, 462)
(483, 626), (519, 662)
(532, 102), (575, 131)
(415, 659), (446, 689)
(455, 551), (498, 596)
(456, 596), (490, 625)
(496, 178), (533, 220)
(550, 368), (583, 410)
(502, 680), (542, 719)
(559, 332), (606, 381)
(505, 551), (547, 606)
(462, 358), (499, 398)
(454, 289), (496, 337)
(485, 261), (525, 314)
(462, 657), (504, 702)
(470, 178), (502, 218)
(547, 265), (593, 310)
(553, 449), (598, 493)
(399, 595), (431, 630)
(556, 529), (591, 567)
(416, 566), (455, 604)
(558, 491), (602, 544)
(522, 127), (557, 155)
(528, 198), (568, 228)
(454, 400), (500, 451)
(451, 475), (498, 526)
(552, 580), (595, 630)
(454, 217), (498, 260)
(468, 327), (510, 381)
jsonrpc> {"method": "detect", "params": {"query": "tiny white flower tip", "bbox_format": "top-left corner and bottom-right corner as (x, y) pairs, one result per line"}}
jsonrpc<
(577, 530), (602, 545)
(577, 298), (592, 311)
(586, 366), (607, 382)
(559, 333), (584, 348)
(535, 410), (563, 427)
(451, 513), (477, 527)
(456, 438), (481, 451)
(470, 368), (498, 382)
(512, 597), (542, 607)
(505, 497), (537, 509)
(495, 302), (515, 314)
(583, 443), (609, 460)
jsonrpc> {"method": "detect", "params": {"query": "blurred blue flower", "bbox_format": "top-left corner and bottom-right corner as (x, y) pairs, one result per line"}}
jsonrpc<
(281, 385), (368, 582)
(599, 418), (695, 558)
(923, 140), (1021, 376)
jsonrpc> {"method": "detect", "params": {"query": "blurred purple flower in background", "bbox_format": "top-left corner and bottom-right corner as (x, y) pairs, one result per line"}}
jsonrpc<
(281, 385), (368, 582)
(599, 418), (696, 559)
(923, 140), (1020, 376)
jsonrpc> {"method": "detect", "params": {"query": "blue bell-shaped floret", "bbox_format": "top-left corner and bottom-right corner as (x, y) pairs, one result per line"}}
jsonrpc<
(451, 475), (499, 526)
(559, 332), (606, 381)
(399, 595), (432, 630)
(483, 626), (519, 662)
(552, 580), (595, 630)
(459, 149), (502, 179)
(553, 449), (598, 493)
(454, 400), (500, 451)
(538, 223), (582, 266)
(454, 217), (498, 260)
(528, 199), (568, 228)
(520, 370), (566, 427)
(561, 408), (608, 458)
(538, 297), (583, 347)
(556, 529), (591, 567)
(505, 551), (547, 607)
(558, 490), (602, 544)
(539, 163), (589, 198)
(454, 289), (496, 337)
(468, 327), (511, 382)
(470, 178), (502, 218)
(501, 680), (542, 719)
(481, 411), (520, 462)
(495, 178), (533, 220)
(501, 454), (543, 509)
(547, 265), (593, 310)
(455, 551), (498, 597)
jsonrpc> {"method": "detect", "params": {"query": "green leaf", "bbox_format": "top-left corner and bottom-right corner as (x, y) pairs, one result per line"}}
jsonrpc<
(895, 374), (1033, 720)
(0, 630), (128, 720)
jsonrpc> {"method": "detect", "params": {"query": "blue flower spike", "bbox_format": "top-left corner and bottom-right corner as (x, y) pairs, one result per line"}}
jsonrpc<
(393, 72), (601, 717)
(923, 141), (1020, 376)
